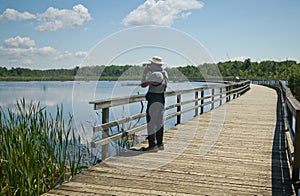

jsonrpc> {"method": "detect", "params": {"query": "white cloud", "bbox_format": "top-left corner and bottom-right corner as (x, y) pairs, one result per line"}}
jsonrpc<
(0, 36), (88, 67)
(54, 51), (88, 61)
(0, 8), (35, 22)
(36, 46), (57, 56)
(22, 59), (33, 65)
(181, 12), (192, 19)
(0, 45), (57, 57)
(1, 36), (56, 56)
(54, 51), (72, 61)
(36, 4), (92, 31)
(0, 4), (91, 31)
(123, 0), (204, 26)
(4, 36), (36, 49)
(75, 51), (88, 58)
(0, 36), (57, 66)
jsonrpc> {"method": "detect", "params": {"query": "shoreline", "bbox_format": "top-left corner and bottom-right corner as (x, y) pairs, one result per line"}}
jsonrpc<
(0, 77), (232, 83)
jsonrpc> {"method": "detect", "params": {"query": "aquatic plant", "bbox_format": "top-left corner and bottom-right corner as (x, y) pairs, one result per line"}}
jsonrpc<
(0, 99), (91, 195)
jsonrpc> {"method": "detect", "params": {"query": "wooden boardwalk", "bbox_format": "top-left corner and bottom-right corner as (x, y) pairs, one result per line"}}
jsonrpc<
(45, 84), (294, 195)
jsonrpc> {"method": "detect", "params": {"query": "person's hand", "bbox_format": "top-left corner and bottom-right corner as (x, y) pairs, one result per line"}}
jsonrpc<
(143, 64), (151, 74)
(141, 81), (149, 88)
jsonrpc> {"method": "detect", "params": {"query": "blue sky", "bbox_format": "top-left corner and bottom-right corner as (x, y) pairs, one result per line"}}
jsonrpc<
(0, 0), (299, 69)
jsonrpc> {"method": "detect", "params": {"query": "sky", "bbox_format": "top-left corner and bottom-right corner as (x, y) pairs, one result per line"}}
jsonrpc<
(0, 0), (299, 69)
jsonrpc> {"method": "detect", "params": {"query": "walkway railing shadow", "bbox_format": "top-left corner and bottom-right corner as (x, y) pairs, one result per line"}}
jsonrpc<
(271, 88), (293, 195)
(257, 79), (300, 194)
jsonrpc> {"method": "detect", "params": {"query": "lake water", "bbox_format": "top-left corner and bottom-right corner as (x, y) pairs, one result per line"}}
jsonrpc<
(0, 80), (215, 143)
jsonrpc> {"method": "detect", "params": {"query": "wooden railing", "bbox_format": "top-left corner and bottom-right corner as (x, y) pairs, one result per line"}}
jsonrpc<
(279, 81), (300, 183)
(89, 80), (251, 160)
(251, 79), (281, 85)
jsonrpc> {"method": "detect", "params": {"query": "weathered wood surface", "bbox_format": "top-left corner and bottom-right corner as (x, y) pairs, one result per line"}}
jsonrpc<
(45, 84), (293, 195)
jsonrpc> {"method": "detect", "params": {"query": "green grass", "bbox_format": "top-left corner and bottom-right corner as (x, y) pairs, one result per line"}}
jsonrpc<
(0, 99), (92, 195)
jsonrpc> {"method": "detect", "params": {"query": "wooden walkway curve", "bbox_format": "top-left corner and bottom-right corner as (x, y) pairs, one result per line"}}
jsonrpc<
(45, 84), (294, 195)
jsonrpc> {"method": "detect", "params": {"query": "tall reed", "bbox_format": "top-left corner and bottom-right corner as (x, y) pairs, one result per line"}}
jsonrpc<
(0, 99), (90, 195)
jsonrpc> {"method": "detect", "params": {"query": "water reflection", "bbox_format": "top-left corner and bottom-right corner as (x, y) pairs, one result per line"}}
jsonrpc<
(0, 81), (209, 142)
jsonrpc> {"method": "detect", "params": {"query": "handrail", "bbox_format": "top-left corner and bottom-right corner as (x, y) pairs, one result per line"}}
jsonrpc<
(89, 83), (242, 109)
(279, 81), (300, 183)
(90, 80), (251, 160)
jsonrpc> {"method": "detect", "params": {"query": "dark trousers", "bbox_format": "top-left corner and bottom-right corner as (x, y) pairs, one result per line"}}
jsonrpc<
(146, 92), (165, 147)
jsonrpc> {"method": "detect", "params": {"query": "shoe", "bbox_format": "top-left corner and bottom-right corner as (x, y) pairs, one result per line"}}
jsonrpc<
(157, 143), (164, 150)
(142, 146), (158, 152)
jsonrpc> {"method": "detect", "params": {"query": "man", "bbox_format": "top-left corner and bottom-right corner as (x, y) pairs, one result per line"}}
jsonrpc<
(141, 56), (168, 151)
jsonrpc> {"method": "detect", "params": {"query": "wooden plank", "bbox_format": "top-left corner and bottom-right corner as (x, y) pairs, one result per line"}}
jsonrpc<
(45, 84), (293, 195)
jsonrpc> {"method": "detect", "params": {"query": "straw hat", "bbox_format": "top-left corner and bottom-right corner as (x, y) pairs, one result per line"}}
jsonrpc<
(149, 56), (164, 65)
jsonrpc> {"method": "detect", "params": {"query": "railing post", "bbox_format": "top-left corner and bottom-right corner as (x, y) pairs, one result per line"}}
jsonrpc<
(244, 82), (249, 95)
(287, 106), (293, 128)
(219, 87), (223, 106)
(195, 91), (199, 117)
(293, 110), (300, 182)
(233, 84), (237, 99)
(226, 86), (230, 102)
(102, 108), (109, 160)
(200, 90), (204, 115)
(176, 94), (181, 125)
(211, 88), (215, 110)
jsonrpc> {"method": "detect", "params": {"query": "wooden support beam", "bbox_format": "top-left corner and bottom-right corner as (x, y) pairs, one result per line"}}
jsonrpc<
(102, 108), (109, 160)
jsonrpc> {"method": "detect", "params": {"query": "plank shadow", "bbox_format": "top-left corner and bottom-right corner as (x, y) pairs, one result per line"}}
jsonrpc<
(272, 89), (294, 195)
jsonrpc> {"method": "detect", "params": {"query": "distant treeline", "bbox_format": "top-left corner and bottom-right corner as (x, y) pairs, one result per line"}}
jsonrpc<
(0, 59), (299, 81)
(1, 59), (299, 99)
(0, 66), (79, 81)
(0, 65), (140, 81)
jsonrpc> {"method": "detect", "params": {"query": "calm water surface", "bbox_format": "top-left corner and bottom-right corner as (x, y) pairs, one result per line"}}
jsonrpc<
(0, 80), (212, 141)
